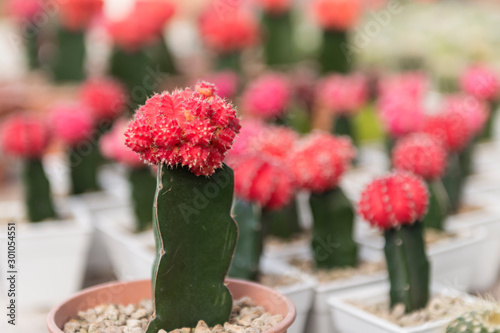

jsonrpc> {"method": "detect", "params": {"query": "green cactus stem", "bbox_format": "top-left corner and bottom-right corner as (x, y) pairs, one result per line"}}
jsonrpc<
(310, 186), (357, 269)
(68, 143), (101, 195)
(459, 142), (474, 178)
(384, 221), (430, 313)
(333, 115), (358, 147)
(447, 309), (500, 333)
(423, 180), (450, 231)
(110, 48), (154, 110)
(262, 10), (294, 66)
(51, 26), (85, 82)
(481, 100), (499, 141)
(319, 29), (350, 74)
(216, 52), (241, 73)
(24, 26), (40, 70)
(262, 199), (302, 240)
(23, 159), (57, 222)
(129, 167), (156, 232)
(147, 164), (238, 332)
(442, 153), (465, 214)
(146, 38), (178, 75)
(229, 198), (263, 281)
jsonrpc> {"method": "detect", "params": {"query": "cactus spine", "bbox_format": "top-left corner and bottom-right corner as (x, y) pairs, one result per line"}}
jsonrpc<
(310, 186), (357, 269)
(384, 221), (430, 313)
(129, 167), (156, 232)
(23, 159), (57, 222)
(229, 198), (262, 281)
(447, 309), (500, 333)
(147, 164), (238, 332)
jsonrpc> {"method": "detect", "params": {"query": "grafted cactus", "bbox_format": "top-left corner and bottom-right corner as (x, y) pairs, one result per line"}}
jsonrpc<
(0, 115), (56, 222)
(359, 171), (430, 313)
(125, 82), (240, 331)
(290, 132), (357, 269)
(447, 308), (500, 333)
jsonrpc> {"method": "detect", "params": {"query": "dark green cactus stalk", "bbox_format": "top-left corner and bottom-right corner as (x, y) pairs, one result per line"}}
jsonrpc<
(459, 142), (474, 178)
(423, 180), (450, 231)
(481, 100), (499, 141)
(146, 39), (178, 75)
(51, 27), (85, 82)
(24, 26), (40, 70)
(333, 115), (358, 147)
(68, 144), (101, 195)
(442, 153), (465, 214)
(262, 10), (294, 66)
(447, 309), (500, 333)
(310, 187), (357, 269)
(319, 29), (350, 74)
(129, 167), (156, 232)
(262, 199), (302, 240)
(384, 222), (430, 313)
(229, 198), (263, 281)
(147, 164), (238, 332)
(23, 159), (57, 222)
(216, 52), (241, 73)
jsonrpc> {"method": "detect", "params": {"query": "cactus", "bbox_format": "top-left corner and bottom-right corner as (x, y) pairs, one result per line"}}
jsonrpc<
(262, 10), (294, 66)
(80, 78), (128, 125)
(290, 132), (356, 269)
(0, 115), (56, 222)
(51, 27), (86, 82)
(359, 171), (430, 313)
(262, 199), (301, 240)
(125, 82), (240, 331)
(447, 309), (500, 333)
(319, 30), (350, 74)
(128, 167), (156, 232)
(229, 198), (263, 281)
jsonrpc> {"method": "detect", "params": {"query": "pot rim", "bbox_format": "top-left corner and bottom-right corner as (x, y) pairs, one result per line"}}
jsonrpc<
(47, 278), (296, 333)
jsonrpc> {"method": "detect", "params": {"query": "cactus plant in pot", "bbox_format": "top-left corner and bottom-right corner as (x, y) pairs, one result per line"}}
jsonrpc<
(0, 114), (92, 309)
(47, 82), (296, 333)
(328, 171), (475, 333)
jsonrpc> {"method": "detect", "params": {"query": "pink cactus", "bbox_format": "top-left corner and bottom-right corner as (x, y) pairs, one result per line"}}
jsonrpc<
(422, 112), (472, 153)
(226, 119), (267, 166)
(312, 0), (364, 31)
(100, 119), (144, 168)
(80, 78), (127, 121)
(378, 72), (429, 100)
(250, 125), (298, 161)
(59, 0), (103, 31)
(134, 0), (176, 36)
(317, 73), (368, 116)
(358, 171), (429, 230)
(290, 132), (355, 193)
(6, 0), (42, 21)
(233, 154), (295, 210)
(443, 94), (489, 137)
(242, 73), (291, 120)
(392, 133), (448, 181)
(0, 114), (50, 158)
(460, 65), (500, 101)
(377, 93), (425, 138)
(125, 82), (240, 177)
(51, 103), (95, 147)
(198, 7), (259, 54)
(255, 0), (291, 14)
(205, 71), (239, 100)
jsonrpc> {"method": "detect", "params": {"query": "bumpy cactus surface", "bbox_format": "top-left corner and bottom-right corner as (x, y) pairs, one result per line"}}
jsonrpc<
(393, 133), (449, 230)
(125, 82), (240, 331)
(291, 132), (357, 268)
(359, 172), (430, 313)
(447, 309), (500, 333)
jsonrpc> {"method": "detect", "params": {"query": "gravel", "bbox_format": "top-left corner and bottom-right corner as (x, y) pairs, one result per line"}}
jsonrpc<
(63, 298), (283, 333)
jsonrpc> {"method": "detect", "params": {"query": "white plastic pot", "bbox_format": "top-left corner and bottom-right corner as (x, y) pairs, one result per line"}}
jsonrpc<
(0, 199), (92, 310)
(328, 283), (474, 333)
(357, 227), (485, 292)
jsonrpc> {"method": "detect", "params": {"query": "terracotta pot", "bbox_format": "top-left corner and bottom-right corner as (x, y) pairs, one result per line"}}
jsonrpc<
(47, 278), (296, 333)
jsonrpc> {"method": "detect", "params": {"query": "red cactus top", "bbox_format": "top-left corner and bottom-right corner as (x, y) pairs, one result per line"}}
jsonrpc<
(59, 0), (103, 31)
(242, 73), (291, 121)
(255, 0), (291, 15)
(312, 0), (364, 31)
(460, 65), (500, 101)
(80, 78), (127, 121)
(6, 0), (42, 22)
(316, 73), (368, 116)
(51, 103), (95, 147)
(250, 126), (298, 162)
(358, 171), (429, 230)
(100, 119), (144, 169)
(290, 132), (355, 193)
(125, 82), (241, 177)
(392, 133), (448, 181)
(443, 94), (489, 138)
(422, 111), (472, 153)
(203, 71), (239, 100)
(0, 114), (50, 159)
(198, 7), (259, 54)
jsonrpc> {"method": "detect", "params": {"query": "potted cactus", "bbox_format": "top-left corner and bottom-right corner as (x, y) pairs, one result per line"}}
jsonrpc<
(312, 0), (364, 73)
(328, 171), (475, 333)
(47, 82), (296, 333)
(0, 114), (92, 309)
(447, 305), (500, 332)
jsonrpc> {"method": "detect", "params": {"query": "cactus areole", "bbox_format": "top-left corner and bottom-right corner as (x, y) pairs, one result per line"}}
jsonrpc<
(125, 82), (241, 332)
(359, 172), (430, 313)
